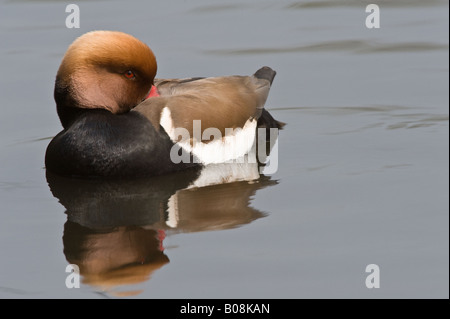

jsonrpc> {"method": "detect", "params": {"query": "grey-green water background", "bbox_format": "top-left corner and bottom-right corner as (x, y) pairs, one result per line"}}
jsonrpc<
(0, 0), (448, 298)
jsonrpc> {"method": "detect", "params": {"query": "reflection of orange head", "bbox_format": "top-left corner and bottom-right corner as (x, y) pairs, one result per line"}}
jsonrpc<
(63, 222), (169, 295)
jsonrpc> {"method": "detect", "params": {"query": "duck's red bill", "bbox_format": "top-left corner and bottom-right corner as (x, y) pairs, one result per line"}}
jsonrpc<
(145, 85), (160, 99)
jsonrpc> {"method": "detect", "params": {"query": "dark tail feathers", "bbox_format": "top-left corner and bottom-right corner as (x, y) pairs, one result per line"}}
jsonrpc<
(254, 66), (276, 85)
(257, 109), (286, 130)
(254, 66), (285, 130)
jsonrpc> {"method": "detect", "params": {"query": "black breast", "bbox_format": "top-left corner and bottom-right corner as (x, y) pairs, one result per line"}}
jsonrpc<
(45, 109), (199, 178)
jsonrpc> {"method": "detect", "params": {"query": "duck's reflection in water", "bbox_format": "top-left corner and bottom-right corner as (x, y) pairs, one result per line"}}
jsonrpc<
(47, 163), (277, 296)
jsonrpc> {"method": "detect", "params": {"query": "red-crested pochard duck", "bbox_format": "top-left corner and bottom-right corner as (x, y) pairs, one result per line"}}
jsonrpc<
(45, 31), (283, 178)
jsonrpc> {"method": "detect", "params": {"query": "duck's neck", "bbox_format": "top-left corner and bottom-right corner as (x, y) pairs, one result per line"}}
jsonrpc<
(54, 80), (108, 129)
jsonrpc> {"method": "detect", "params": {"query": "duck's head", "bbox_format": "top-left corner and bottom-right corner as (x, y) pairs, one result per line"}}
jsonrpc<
(54, 31), (157, 128)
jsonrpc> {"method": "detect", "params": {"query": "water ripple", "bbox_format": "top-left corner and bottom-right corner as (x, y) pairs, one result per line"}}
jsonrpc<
(270, 105), (414, 114)
(287, 0), (448, 9)
(271, 105), (449, 132)
(205, 40), (448, 56)
(191, 4), (246, 13)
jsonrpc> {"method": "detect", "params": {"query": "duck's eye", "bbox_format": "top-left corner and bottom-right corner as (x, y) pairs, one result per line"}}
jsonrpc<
(124, 70), (136, 79)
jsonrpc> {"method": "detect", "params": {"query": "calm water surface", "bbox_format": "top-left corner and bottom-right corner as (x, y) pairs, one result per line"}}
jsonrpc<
(0, 0), (448, 298)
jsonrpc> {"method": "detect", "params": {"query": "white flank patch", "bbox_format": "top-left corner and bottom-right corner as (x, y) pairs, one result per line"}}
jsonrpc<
(160, 107), (175, 136)
(187, 118), (257, 164)
(159, 106), (258, 165)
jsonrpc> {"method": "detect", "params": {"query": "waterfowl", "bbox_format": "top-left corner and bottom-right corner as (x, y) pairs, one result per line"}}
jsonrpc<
(45, 30), (283, 178)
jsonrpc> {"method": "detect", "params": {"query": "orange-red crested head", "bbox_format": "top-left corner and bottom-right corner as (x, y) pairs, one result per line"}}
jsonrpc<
(55, 31), (157, 122)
